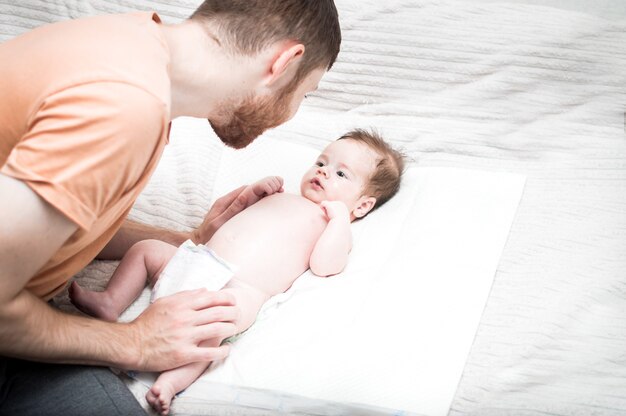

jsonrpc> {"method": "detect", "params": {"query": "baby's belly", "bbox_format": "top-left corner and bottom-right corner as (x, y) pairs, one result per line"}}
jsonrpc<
(207, 193), (327, 295)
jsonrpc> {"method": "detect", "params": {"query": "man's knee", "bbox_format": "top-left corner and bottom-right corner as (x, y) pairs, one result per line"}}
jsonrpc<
(0, 359), (145, 416)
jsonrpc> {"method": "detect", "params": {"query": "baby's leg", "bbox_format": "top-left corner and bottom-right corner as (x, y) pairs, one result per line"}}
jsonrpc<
(69, 239), (177, 321)
(220, 281), (270, 335)
(146, 347), (216, 416)
(146, 283), (268, 415)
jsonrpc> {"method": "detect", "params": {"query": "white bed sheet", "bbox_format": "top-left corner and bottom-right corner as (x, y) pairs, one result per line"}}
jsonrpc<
(2, 0), (624, 415)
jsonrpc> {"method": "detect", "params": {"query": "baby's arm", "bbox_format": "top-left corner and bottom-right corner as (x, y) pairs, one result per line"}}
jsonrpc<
(240, 176), (284, 206)
(308, 201), (352, 277)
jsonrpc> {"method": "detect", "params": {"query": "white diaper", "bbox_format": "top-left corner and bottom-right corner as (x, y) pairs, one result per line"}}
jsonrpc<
(151, 239), (237, 302)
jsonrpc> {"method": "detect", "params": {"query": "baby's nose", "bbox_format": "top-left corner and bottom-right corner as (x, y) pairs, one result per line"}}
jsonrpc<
(316, 166), (329, 177)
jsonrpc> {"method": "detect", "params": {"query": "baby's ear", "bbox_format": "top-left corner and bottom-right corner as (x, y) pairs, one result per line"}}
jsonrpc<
(353, 196), (377, 219)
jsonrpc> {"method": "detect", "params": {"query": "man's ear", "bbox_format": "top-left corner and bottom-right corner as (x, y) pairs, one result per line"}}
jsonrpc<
(353, 196), (377, 219)
(264, 42), (305, 87)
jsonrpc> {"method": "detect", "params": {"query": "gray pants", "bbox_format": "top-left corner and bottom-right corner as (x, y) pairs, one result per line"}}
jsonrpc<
(0, 357), (146, 415)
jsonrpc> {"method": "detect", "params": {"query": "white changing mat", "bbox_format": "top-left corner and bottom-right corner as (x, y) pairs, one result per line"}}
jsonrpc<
(121, 135), (525, 416)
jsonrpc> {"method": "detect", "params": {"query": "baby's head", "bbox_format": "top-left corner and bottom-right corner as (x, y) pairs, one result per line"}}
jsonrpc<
(300, 129), (405, 221)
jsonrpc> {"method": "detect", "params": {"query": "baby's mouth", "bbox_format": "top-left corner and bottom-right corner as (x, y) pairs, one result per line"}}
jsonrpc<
(311, 178), (323, 189)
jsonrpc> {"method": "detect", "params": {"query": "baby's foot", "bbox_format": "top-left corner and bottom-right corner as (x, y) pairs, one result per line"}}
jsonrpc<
(68, 281), (118, 322)
(146, 381), (177, 416)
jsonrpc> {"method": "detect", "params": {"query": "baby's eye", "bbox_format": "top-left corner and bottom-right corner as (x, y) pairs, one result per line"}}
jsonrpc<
(337, 170), (346, 178)
(315, 161), (324, 167)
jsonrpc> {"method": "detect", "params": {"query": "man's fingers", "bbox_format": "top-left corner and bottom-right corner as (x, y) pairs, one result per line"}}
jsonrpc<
(190, 344), (231, 363)
(193, 305), (240, 326)
(217, 192), (247, 221)
(193, 185), (248, 243)
(213, 185), (247, 212)
(173, 288), (236, 310)
(211, 188), (247, 226)
(193, 322), (238, 343)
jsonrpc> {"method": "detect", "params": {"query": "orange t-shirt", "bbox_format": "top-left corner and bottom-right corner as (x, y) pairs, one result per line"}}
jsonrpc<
(0, 12), (172, 300)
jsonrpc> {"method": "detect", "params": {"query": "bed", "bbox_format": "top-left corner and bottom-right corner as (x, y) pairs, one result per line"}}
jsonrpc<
(2, 1), (625, 415)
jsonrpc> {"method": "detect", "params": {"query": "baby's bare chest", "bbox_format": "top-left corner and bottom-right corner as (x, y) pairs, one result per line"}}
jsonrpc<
(208, 193), (327, 268)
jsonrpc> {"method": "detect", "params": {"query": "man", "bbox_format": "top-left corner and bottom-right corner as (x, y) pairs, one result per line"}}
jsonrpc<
(0, 0), (341, 414)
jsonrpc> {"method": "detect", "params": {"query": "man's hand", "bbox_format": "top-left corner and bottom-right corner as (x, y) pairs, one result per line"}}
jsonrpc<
(191, 185), (250, 244)
(193, 176), (282, 244)
(128, 289), (239, 371)
(102, 178), (278, 258)
(100, 185), (251, 259)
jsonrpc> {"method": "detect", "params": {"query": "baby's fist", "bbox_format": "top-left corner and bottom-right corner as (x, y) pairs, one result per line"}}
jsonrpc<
(252, 176), (284, 198)
(320, 200), (350, 221)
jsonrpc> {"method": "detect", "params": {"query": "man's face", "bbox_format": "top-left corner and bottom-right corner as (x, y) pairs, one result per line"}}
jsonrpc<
(210, 67), (326, 149)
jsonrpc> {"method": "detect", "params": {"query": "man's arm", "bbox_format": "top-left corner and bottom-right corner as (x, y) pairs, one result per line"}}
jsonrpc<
(99, 176), (283, 260)
(98, 184), (250, 260)
(96, 219), (188, 260)
(0, 174), (238, 370)
(309, 200), (352, 277)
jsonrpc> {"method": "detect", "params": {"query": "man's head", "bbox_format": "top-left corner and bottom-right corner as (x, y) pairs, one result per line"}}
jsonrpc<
(300, 129), (405, 221)
(209, 67), (325, 149)
(191, 0), (341, 148)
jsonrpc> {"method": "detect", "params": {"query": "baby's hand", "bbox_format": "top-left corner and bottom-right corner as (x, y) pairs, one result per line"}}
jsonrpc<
(251, 176), (284, 199)
(320, 200), (350, 222)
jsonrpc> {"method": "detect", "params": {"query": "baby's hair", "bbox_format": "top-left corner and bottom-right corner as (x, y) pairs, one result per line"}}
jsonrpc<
(337, 128), (406, 211)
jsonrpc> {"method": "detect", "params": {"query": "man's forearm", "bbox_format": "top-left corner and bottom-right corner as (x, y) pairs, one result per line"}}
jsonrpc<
(0, 174), (236, 372)
(97, 220), (188, 260)
(1, 286), (239, 373)
(99, 185), (250, 260)
(0, 289), (135, 368)
(0, 174), (127, 364)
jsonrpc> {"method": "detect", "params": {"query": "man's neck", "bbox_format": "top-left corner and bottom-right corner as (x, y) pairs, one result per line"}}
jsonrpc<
(160, 21), (259, 119)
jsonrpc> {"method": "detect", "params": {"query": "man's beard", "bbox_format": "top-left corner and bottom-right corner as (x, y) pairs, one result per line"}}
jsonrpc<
(209, 87), (293, 150)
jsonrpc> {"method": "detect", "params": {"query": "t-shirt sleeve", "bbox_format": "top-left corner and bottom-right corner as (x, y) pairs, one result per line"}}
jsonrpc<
(1, 82), (167, 230)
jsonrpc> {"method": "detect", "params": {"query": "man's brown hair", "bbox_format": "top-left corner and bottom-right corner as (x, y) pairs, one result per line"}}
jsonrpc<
(191, 0), (341, 86)
(339, 129), (405, 212)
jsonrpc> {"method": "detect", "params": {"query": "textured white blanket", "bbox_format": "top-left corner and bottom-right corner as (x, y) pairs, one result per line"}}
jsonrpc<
(2, 0), (625, 415)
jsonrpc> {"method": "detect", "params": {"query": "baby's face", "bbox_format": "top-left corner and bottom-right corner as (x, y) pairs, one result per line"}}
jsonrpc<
(300, 139), (377, 215)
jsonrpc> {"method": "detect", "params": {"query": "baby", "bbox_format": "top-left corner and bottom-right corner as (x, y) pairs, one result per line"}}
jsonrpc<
(70, 128), (405, 415)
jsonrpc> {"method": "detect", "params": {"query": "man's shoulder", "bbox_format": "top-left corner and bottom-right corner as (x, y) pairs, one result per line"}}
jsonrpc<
(1, 11), (171, 110)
